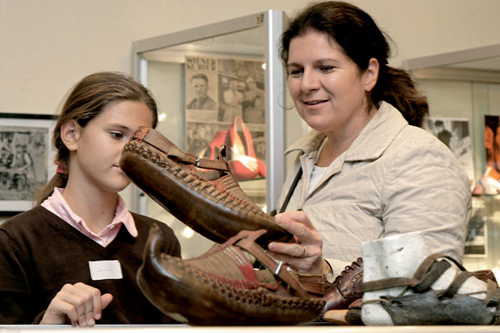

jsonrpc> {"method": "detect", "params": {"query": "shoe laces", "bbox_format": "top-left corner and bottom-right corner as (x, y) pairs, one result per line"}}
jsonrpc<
(335, 258), (363, 283)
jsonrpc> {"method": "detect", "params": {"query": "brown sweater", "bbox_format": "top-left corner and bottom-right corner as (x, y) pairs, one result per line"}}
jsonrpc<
(0, 206), (181, 324)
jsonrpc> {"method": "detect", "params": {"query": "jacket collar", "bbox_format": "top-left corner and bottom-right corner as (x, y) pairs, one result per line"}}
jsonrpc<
(284, 102), (408, 161)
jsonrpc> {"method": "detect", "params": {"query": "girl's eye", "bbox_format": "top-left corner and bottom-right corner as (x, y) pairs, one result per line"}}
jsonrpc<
(110, 132), (124, 140)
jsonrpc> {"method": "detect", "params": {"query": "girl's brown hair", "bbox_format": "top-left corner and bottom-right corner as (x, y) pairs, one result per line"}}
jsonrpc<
(34, 71), (158, 206)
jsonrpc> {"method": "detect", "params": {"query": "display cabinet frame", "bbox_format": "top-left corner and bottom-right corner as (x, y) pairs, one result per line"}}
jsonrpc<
(132, 10), (287, 214)
(131, 11), (288, 258)
(404, 44), (500, 270)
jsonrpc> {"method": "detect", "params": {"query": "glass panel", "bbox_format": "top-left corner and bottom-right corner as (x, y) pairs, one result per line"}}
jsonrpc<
(405, 45), (500, 273)
(133, 12), (286, 259)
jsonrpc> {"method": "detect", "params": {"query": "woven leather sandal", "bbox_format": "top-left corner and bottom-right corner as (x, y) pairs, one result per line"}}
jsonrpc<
(137, 224), (326, 326)
(321, 257), (498, 325)
(120, 127), (292, 246)
(362, 253), (500, 325)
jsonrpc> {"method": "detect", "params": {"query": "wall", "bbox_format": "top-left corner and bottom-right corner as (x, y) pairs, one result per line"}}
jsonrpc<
(1, 0), (500, 116)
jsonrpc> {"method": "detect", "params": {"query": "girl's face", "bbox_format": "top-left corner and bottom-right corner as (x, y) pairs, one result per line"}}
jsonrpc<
(286, 31), (378, 139)
(66, 100), (154, 195)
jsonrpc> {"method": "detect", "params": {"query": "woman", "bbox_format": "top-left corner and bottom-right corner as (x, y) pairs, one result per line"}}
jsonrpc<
(267, 1), (471, 280)
(0, 72), (180, 326)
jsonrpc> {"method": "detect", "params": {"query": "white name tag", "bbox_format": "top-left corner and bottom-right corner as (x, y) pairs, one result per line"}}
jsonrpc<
(89, 260), (123, 281)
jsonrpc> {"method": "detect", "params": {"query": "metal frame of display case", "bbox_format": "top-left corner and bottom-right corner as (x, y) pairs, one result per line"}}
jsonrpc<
(404, 44), (500, 72)
(131, 10), (287, 215)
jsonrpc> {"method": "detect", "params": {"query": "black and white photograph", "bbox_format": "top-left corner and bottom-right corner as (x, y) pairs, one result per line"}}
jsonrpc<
(424, 117), (474, 187)
(184, 55), (266, 181)
(185, 56), (218, 117)
(0, 114), (56, 212)
(217, 58), (265, 125)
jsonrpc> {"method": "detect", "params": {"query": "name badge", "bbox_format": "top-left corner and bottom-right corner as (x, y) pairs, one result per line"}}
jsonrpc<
(89, 260), (123, 281)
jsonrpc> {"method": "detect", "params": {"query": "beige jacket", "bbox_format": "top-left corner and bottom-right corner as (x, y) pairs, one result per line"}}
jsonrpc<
(276, 102), (471, 276)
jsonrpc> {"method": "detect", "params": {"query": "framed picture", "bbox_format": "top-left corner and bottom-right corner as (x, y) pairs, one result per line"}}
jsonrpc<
(0, 113), (57, 212)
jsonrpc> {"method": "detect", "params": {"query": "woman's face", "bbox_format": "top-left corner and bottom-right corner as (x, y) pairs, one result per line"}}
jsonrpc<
(286, 31), (378, 138)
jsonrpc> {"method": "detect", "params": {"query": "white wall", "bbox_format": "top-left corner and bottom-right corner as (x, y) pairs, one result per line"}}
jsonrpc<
(1, 0), (500, 116)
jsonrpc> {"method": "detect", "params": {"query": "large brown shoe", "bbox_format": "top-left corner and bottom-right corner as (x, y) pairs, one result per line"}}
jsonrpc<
(137, 224), (325, 326)
(120, 127), (292, 246)
(322, 258), (364, 325)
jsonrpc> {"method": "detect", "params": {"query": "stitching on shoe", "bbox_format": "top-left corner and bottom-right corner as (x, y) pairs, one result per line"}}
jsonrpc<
(162, 253), (325, 311)
(123, 141), (272, 219)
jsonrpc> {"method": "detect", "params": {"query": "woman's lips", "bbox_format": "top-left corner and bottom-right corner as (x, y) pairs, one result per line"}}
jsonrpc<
(303, 99), (328, 106)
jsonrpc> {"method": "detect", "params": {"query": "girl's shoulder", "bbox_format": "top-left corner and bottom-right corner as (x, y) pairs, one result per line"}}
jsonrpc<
(1, 206), (50, 229)
(130, 212), (176, 237)
(131, 212), (181, 257)
(0, 206), (62, 244)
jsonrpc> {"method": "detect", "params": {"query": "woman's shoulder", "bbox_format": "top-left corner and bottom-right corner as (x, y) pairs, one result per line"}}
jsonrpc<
(390, 124), (468, 180)
(397, 124), (453, 154)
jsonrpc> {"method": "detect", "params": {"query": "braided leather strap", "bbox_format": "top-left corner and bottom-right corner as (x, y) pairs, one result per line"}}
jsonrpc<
(232, 230), (313, 298)
(132, 126), (230, 171)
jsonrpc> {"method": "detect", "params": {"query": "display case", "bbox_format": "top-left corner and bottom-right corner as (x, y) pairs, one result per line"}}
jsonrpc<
(131, 11), (289, 258)
(404, 44), (500, 274)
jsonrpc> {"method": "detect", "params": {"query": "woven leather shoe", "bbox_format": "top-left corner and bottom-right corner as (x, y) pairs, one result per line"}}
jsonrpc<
(120, 127), (292, 246)
(137, 224), (325, 326)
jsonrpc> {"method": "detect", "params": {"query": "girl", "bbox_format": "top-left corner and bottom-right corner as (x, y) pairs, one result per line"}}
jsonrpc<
(0, 72), (180, 326)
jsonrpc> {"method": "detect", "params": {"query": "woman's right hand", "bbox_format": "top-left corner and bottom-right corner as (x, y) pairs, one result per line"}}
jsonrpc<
(268, 211), (325, 275)
(40, 282), (113, 327)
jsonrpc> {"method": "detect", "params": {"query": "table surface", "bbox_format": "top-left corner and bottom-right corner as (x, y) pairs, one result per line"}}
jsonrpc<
(1, 325), (500, 333)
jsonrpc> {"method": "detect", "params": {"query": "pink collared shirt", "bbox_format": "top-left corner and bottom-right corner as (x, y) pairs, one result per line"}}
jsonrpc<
(41, 188), (138, 247)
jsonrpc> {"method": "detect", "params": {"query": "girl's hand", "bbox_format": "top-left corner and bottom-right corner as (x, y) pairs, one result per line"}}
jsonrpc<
(268, 211), (325, 274)
(40, 282), (113, 327)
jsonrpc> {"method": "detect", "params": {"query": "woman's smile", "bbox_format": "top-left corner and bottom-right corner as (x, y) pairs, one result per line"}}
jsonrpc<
(302, 99), (329, 106)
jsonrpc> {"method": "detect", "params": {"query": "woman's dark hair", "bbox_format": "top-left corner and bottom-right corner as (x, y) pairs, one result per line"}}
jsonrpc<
(280, 1), (428, 127)
(34, 71), (158, 206)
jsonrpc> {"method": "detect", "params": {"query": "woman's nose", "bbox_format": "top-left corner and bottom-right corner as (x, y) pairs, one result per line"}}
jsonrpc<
(300, 69), (320, 92)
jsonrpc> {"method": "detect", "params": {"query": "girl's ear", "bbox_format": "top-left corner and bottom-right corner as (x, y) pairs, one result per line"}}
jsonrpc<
(60, 120), (81, 151)
(364, 58), (380, 92)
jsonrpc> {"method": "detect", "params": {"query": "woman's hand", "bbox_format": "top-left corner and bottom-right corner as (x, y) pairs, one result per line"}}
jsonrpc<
(268, 211), (325, 274)
(40, 282), (113, 327)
